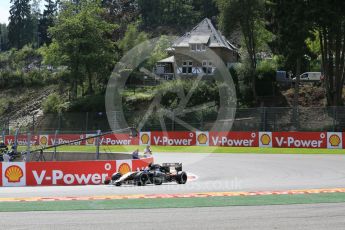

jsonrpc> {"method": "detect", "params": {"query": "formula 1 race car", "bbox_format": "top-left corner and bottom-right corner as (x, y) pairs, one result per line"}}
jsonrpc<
(104, 163), (188, 186)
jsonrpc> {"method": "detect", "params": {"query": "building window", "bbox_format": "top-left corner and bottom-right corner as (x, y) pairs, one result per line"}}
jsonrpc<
(182, 60), (193, 74)
(202, 60), (213, 75)
(191, 44), (206, 52)
(201, 44), (206, 51)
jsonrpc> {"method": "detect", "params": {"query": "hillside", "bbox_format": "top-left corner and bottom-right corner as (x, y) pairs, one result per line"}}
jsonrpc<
(0, 85), (58, 130)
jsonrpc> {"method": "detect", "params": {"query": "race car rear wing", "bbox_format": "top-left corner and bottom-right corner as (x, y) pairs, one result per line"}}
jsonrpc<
(162, 163), (182, 172)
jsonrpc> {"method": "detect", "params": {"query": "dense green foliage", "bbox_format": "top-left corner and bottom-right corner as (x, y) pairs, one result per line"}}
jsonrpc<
(138, 0), (218, 33)
(8, 0), (33, 49)
(42, 93), (68, 113)
(0, 0), (345, 112)
(41, 0), (117, 98)
(39, 0), (58, 45)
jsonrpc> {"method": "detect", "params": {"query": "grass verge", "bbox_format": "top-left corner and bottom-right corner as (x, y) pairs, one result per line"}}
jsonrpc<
(1, 193), (345, 212)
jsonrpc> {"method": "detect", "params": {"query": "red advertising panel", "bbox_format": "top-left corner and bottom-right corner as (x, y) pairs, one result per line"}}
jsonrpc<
(26, 161), (116, 186)
(39, 134), (86, 146)
(4, 135), (13, 145)
(4, 135), (39, 146)
(100, 134), (139, 146)
(272, 132), (327, 148)
(132, 157), (154, 171)
(151, 132), (196, 146)
(0, 162), (2, 186)
(209, 132), (258, 147)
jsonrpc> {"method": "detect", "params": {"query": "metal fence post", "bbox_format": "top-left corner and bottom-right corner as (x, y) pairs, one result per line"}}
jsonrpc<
(200, 112), (204, 131)
(261, 107), (267, 131)
(14, 128), (19, 150)
(95, 130), (101, 160)
(171, 113), (175, 131)
(32, 114), (35, 132)
(85, 112), (89, 133)
(58, 113), (62, 130)
(2, 130), (5, 143)
(7, 118), (10, 135)
(53, 130), (59, 161)
(332, 106), (337, 132)
(26, 132), (31, 162)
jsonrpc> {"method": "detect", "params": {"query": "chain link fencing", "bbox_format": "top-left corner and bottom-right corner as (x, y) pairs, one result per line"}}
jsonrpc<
(0, 107), (344, 135)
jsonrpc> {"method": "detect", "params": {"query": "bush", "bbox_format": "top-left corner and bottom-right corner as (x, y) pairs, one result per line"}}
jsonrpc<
(0, 98), (12, 116)
(42, 93), (67, 114)
(68, 94), (105, 112)
(256, 60), (276, 97)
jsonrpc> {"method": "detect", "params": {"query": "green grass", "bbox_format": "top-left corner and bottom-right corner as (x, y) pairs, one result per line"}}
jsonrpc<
(22, 145), (345, 154)
(1, 193), (345, 212)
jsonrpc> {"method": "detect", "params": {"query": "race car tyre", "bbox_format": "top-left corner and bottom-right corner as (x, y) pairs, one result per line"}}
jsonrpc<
(153, 176), (163, 185)
(111, 172), (122, 181)
(104, 176), (111, 185)
(115, 182), (122, 186)
(135, 172), (149, 186)
(176, 171), (187, 184)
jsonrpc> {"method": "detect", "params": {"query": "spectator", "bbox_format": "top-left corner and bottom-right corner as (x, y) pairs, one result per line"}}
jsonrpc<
(144, 145), (152, 158)
(132, 149), (139, 159)
(3, 152), (10, 162)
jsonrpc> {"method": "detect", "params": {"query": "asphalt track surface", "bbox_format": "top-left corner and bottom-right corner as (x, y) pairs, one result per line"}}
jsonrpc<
(1, 153), (345, 198)
(1, 203), (345, 230)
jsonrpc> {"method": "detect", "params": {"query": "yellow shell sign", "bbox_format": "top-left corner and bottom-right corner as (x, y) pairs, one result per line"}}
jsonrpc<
(118, 163), (131, 175)
(5, 165), (24, 183)
(40, 136), (48, 146)
(329, 134), (341, 147)
(141, 134), (149, 145)
(260, 134), (271, 145)
(197, 133), (208, 144)
(86, 137), (95, 145)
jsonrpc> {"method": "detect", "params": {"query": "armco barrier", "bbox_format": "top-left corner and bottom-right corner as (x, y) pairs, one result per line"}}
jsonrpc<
(3, 131), (345, 149)
(0, 157), (153, 187)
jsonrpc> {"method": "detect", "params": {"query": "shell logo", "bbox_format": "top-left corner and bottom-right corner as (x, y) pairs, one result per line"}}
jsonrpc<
(329, 134), (341, 147)
(118, 163), (131, 175)
(141, 134), (150, 145)
(86, 137), (95, 145)
(40, 136), (48, 145)
(5, 165), (24, 183)
(197, 133), (208, 144)
(260, 134), (271, 145)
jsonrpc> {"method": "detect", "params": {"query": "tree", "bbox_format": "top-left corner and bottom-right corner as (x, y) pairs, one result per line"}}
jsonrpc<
(138, 0), (198, 33)
(8, 0), (33, 49)
(39, 0), (58, 45)
(101, 0), (139, 39)
(42, 0), (117, 98)
(31, 0), (42, 48)
(192, 0), (219, 20)
(216, 0), (268, 100)
(117, 22), (148, 53)
(310, 0), (345, 106)
(266, 0), (312, 124)
(0, 24), (9, 51)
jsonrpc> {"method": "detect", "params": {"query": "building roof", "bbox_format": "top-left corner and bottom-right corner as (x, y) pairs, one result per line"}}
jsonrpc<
(172, 18), (238, 51)
(157, 56), (175, 63)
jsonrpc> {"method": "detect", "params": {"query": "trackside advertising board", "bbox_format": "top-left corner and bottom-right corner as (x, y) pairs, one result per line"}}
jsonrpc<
(100, 133), (139, 146)
(3, 132), (345, 149)
(273, 132), (327, 148)
(5, 135), (39, 146)
(0, 158), (153, 187)
(150, 131), (196, 146)
(208, 132), (258, 147)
